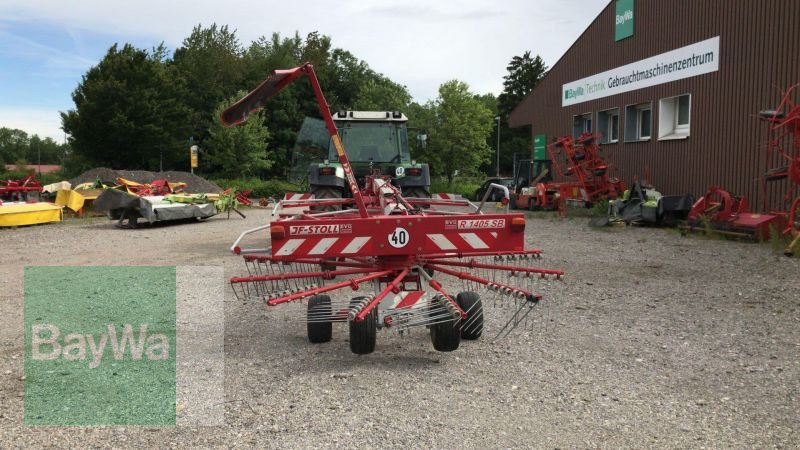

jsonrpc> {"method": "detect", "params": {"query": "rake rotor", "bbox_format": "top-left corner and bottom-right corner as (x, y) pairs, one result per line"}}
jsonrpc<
(223, 63), (565, 354)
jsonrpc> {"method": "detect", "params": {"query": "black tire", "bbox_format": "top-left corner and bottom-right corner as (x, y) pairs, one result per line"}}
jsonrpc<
(403, 187), (431, 209)
(430, 299), (461, 352)
(349, 297), (376, 355)
(456, 292), (483, 340)
(307, 295), (333, 343)
(310, 185), (342, 212)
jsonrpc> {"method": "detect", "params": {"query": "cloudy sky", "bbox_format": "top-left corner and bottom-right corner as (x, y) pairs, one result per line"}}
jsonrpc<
(0, 0), (608, 141)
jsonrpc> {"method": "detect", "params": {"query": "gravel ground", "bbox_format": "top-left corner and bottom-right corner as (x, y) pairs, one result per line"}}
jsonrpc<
(1, 209), (798, 448)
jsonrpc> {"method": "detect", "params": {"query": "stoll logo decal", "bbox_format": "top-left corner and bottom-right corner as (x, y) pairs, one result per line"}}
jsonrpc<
(24, 266), (177, 425)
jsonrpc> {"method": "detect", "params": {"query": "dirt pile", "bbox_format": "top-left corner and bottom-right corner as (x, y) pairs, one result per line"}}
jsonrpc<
(69, 168), (222, 193)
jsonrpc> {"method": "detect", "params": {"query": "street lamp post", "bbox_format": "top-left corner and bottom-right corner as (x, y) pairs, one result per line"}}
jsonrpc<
(495, 116), (501, 177)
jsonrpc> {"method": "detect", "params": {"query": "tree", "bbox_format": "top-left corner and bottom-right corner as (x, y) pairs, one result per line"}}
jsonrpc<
(61, 43), (191, 171)
(173, 24), (245, 144)
(353, 76), (411, 111)
(204, 92), (272, 178)
(0, 128), (30, 164)
(412, 80), (494, 184)
(494, 51), (548, 175)
(497, 51), (548, 118)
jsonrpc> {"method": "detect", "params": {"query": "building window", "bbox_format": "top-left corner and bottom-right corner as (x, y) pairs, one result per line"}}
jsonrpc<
(624, 102), (652, 142)
(658, 94), (691, 140)
(598, 108), (620, 144)
(572, 113), (592, 137)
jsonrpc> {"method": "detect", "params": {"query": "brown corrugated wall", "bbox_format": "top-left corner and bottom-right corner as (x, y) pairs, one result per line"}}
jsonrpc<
(509, 0), (800, 212)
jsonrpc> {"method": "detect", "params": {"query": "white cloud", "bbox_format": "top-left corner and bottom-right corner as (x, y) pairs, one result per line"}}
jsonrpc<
(0, 0), (609, 138)
(0, 107), (65, 141)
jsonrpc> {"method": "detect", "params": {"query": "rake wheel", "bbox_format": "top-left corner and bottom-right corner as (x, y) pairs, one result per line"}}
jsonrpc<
(430, 296), (461, 352)
(307, 295), (333, 343)
(456, 292), (483, 340)
(349, 296), (377, 355)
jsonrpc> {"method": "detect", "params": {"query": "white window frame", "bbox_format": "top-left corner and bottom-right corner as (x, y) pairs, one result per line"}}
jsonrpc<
(572, 112), (593, 137)
(637, 106), (652, 140)
(624, 102), (652, 142)
(658, 94), (691, 140)
(598, 108), (620, 144)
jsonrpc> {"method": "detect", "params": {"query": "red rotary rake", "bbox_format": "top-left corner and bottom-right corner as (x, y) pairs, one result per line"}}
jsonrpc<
(529, 132), (625, 213)
(760, 83), (800, 255)
(223, 63), (564, 354)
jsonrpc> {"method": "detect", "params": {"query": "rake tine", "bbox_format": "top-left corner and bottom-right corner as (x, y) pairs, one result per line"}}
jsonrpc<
(493, 299), (538, 341)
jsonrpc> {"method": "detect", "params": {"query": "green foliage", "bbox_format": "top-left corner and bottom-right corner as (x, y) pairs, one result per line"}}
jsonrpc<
(61, 43), (192, 171)
(212, 177), (299, 199)
(492, 51), (548, 175)
(592, 199), (610, 217)
(412, 80), (494, 183)
(0, 128), (70, 166)
(429, 178), (482, 199)
(173, 25), (245, 143)
(204, 92), (272, 178)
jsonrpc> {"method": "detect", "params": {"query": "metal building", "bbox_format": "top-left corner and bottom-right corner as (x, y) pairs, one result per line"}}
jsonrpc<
(509, 0), (800, 211)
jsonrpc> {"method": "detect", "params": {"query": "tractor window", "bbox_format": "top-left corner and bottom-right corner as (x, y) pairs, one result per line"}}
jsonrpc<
(333, 122), (406, 163)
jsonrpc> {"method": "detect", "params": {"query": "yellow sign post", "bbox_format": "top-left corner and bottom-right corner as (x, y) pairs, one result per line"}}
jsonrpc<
(190, 145), (199, 173)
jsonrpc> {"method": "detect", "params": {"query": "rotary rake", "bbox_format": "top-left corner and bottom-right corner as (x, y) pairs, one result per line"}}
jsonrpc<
(759, 83), (800, 255)
(223, 63), (564, 354)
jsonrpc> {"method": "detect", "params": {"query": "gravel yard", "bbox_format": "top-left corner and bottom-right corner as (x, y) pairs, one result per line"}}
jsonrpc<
(1, 209), (798, 448)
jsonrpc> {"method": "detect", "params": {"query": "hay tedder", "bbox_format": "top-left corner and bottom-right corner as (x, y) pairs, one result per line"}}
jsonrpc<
(526, 132), (625, 213)
(223, 63), (563, 354)
(760, 84), (800, 255)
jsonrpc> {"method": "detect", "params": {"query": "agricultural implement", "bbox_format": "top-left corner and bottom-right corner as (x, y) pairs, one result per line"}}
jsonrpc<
(683, 186), (784, 240)
(684, 84), (800, 253)
(759, 83), (800, 255)
(524, 132), (625, 213)
(0, 175), (43, 203)
(224, 63), (563, 354)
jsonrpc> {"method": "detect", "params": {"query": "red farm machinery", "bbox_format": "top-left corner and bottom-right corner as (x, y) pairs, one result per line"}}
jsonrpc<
(223, 63), (563, 354)
(685, 84), (800, 254)
(518, 132), (625, 213)
(0, 175), (42, 204)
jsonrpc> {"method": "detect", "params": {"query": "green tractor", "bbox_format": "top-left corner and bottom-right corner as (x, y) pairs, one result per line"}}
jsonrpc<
(308, 111), (431, 209)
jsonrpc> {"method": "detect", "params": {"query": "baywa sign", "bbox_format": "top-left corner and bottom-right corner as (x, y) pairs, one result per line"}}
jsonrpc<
(562, 36), (720, 106)
(31, 323), (170, 369)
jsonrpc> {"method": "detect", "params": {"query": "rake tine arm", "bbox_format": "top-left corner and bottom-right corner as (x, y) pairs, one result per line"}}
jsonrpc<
(420, 249), (543, 259)
(243, 255), (373, 269)
(267, 270), (393, 306)
(424, 263), (542, 303)
(353, 268), (410, 322)
(415, 267), (466, 319)
(421, 258), (564, 278)
(230, 268), (377, 285)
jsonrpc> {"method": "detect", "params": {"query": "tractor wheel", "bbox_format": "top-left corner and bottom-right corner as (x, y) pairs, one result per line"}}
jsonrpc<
(310, 185), (342, 212)
(456, 292), (483, 340)
(349, 297), (377, 355)
(430, 298), (461, 352)
(307, 295), (333, 343)
(403, 187), (431, 209)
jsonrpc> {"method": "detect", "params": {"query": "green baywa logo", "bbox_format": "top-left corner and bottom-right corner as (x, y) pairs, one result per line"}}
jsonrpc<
(616, 9), (633, 26)
(31, 323), (170, 369)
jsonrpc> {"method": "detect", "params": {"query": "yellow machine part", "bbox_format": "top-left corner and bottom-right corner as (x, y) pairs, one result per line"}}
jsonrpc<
(54, 189), (103, 213)
(0, 203), (63, 227)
